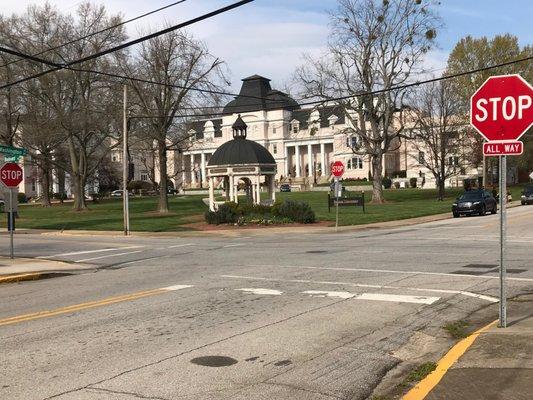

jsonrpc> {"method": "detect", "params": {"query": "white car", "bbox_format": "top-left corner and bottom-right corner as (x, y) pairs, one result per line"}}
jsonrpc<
(110, 190), (123, 198)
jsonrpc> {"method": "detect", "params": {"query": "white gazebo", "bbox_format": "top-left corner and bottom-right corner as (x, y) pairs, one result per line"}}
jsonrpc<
(207, 115), (277, 211)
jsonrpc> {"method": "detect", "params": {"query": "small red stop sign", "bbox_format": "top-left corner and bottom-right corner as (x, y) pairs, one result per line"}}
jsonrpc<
(0, 163), (24, 188)
(331, 161), (345, 177)
(471, 74), (533, 142)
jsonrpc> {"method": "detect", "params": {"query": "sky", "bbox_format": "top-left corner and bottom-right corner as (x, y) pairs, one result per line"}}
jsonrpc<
(2, 0), (532, 92)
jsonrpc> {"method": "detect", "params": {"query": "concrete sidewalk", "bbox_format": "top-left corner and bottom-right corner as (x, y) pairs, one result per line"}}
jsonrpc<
(425, 295), (533, 400)
(0, 257), (94, 282)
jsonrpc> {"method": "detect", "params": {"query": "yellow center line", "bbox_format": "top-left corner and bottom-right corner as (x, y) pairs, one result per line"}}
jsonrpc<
(0, 288), (167, 327)
(401, 319), (498, 400)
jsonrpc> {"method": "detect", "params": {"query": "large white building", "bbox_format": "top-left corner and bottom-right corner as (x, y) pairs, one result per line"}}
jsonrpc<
(180, 75), (380, 188)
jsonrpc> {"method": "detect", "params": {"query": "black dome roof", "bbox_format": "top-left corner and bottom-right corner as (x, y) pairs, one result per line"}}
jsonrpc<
(208, 139), (275, 166)
(223, 75), (300, 114)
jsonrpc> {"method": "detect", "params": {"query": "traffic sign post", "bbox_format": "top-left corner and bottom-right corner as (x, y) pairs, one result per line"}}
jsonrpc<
(331, 161), (345, 232)
(0, 162), (24, 259)
(471, 74), (533, 328)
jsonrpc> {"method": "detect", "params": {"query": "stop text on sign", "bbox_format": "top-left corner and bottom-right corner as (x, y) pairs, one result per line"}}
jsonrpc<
(0, 162), (24, 188)
(1, 169), (22, 181)
(473, 95), (531, 122)
(483, 141), (523, 156)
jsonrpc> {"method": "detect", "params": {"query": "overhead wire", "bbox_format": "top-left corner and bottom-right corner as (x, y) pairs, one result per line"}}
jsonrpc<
(0, 0), (189, 69)
(130, 55), (533, 119)
(0, 45), (288, 106)
(0, 0), (255, 90)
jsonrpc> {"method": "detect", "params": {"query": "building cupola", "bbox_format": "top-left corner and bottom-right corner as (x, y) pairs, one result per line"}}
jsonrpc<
(232, 114), (248, 139)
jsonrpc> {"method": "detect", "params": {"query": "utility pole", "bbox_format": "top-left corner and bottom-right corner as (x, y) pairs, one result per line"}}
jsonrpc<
(123, 84), (130, 236)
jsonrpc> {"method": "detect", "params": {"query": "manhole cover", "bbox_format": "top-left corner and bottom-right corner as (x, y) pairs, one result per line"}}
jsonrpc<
(306, 250), (328, 254)
(190, 356), (238, 367)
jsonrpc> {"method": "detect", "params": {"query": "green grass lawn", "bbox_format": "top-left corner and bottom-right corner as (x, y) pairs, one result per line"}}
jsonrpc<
(277, 188), (464, 226)
(4, 196), (207, 232)
(4, 185), (527, 232)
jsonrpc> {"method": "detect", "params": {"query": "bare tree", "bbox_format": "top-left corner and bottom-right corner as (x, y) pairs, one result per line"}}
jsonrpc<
(296, 0), (440, 203)
(408, 79), (465, 200)
(125, 30), (227, 213)
(22, 2), (127, 211)
(0, 15), (22, 146)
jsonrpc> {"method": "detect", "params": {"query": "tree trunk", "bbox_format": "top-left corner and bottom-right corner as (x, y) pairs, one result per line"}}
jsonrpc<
(40, 163), (52, 207)
(371, 154), (385, 204)
(157, 140), (169, 213)
(436, 177), (445, 201)
(73, 175), (87, 211)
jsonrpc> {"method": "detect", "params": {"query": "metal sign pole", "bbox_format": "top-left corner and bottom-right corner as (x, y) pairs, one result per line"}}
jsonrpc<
(9, 188), (14, 259)
(499, 155), (507, 328)
(335, 177), (339, 232)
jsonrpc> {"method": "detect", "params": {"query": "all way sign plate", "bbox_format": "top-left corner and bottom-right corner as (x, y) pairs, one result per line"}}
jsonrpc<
(483, 141), (523, 156)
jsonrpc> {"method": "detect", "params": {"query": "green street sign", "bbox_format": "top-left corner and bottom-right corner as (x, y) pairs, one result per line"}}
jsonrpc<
(4, 155), (20, 162)
(0, 145), (27, 157)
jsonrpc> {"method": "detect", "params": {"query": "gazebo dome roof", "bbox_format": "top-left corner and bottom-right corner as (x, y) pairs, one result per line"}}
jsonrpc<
(208, 139), (275, 166)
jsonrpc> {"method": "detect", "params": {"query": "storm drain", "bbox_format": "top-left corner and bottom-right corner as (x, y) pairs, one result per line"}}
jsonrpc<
(451, 270), (492, 276)
(462, 264), (498, 269)
(506, 269), (527, 274)
(190, 356), (238, 367)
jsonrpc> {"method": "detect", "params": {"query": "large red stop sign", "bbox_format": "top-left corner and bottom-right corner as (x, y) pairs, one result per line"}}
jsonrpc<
(0, 163), (23, 188)
(470, 74), (533, 142)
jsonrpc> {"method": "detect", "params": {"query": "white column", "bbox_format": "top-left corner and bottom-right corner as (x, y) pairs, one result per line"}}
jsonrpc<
(320, 143), (326, 177)
(200, 152), (206, 184)
(190, 154), (196, 184)
(208, 177), (215, 211)
(181, 155), (186, 187)
(295, 145), (301, 177)
(307, 144), (313, 177)
(229, 175), (234, 201)
(284, 145), (290, 177)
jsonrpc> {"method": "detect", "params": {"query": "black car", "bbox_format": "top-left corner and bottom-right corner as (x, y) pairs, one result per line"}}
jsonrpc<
(280, 183), (291, 192)
(521, 186), (533, 205)
(452, 190), (497, 218)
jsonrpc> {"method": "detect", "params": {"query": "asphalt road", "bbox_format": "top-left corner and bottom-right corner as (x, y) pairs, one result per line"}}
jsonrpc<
(1, 206), (532, 400)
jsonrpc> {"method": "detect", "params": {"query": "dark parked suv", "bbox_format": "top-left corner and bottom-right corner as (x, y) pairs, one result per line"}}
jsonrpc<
(452, 189), (497, 218)
(521, 186), (533, 205)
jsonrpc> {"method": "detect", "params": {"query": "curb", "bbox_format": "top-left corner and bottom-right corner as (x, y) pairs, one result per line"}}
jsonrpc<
(401, 319), (498, 400)
(0, 273), (43, 284)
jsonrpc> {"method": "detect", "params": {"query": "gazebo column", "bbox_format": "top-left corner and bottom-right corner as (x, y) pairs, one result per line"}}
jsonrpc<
(208, 176), (215, 211)
(233, 176), (239, 203)
(229, 175), (234, 202)
(295, 145), (301, 177)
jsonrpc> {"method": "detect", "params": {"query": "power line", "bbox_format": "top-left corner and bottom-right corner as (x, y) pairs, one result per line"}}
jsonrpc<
(129, 55), (533, 119)
(0, 45), (288, 106)
(1, 36), (530, 117)
(0, 0), (255, 91)
(0, 0), (189, 70)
